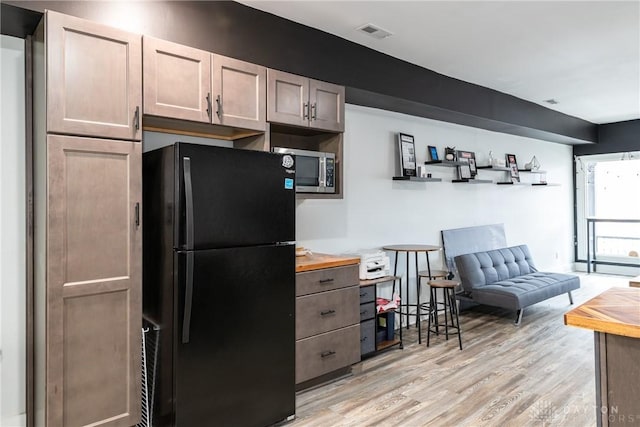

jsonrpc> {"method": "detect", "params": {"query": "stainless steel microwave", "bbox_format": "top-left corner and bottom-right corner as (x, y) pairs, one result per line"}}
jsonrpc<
(272, 147), (335, 193)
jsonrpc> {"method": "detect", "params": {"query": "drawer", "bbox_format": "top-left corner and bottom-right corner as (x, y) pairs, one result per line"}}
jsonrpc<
(359, 302), (375, 322)
(296, 324), (360, 384)
(296, 265), (359, 297)
(360, 319), (375, 355)
(296, 286), (359, 340)
(359, 285), (375, 304)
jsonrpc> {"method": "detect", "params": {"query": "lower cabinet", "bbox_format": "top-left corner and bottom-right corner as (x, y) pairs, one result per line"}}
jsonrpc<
(295, 265), (360, 386)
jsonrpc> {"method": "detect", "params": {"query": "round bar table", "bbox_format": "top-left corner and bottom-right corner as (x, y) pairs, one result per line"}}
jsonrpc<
(382, 244), (441, 344)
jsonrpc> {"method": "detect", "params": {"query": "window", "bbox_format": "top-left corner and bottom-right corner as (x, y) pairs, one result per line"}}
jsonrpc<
(575, 152), (640, 272)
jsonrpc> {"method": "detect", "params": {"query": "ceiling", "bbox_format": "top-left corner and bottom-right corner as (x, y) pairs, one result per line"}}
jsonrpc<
(239, 1), (640, 125)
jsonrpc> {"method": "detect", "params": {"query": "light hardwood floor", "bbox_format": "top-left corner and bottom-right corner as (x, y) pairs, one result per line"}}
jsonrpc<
(292, 273), (630, 426)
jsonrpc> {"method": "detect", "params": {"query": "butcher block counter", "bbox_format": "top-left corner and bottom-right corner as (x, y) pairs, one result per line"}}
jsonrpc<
(295, 252), (360, 273)
(564, 287), (640, 426)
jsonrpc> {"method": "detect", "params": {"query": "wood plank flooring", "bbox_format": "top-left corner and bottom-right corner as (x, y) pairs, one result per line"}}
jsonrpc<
(291, 273), (630, 426)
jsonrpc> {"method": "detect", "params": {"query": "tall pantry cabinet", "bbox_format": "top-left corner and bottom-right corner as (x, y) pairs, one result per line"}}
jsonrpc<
(33, 11), (142, 427)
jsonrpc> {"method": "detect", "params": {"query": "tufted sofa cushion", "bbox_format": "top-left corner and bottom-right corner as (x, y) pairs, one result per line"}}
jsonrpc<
(454, 245), (580, 311)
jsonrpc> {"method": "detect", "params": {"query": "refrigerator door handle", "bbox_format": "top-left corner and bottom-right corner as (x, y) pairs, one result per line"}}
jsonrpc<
(182, 252), (195, 344)
(183, 157), (194, 250)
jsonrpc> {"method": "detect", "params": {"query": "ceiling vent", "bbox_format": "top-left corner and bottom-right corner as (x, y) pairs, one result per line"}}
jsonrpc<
(357, 23), (393, 40)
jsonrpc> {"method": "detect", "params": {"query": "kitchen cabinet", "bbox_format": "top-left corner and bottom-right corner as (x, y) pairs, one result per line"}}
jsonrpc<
(143, 37), (266, 132)
(212, 54), (266, 131)
(34, 12), (142, 427)
(267, 69), (345, 132)
(46, 10), (142, 141)
(295, 263), (360, 388)
(143, 36), (211, 123)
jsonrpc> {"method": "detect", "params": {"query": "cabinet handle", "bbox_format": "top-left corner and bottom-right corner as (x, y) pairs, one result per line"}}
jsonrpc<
(206, 93), (212, 121)
(215, 95), (222, 120)
(320, 309), (335, 316)
(320, 350), (336, 358)
(360, 292), (367, 297)
(360, 310), (366, 315)
(311, 103), (317, 120)
(134, 106), (140, 130)
(361, 337), (367, 342)
(303, 102), (309, 120)
(319, 278), (334, 284)
(135, 202), (140, 228)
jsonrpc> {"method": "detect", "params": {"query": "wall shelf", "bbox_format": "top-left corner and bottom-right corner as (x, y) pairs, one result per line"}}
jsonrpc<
(477, 165), (511, 172)
(452, 179), (493, 184)
(424, 160), (464, 167)
(392, 176), (442, 182)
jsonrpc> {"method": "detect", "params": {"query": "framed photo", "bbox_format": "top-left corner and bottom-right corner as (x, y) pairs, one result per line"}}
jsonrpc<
(458, 164), (472, 180)
(397, 133), (416, 177)
(428, 145), (439, 162)
(457, 150), (477, 177)
(505, 153), (520, 183)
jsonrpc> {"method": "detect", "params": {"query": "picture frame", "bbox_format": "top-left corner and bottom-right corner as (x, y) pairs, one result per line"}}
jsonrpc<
(428, 145), (439, 162)
(397, 133), (417, 177)
(505, 153), (520, 183)
(457, 150), (477, 177)
(458, 164), (472, 180)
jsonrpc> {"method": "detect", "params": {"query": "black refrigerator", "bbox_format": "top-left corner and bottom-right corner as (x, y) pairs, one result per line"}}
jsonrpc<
(143, 143), (296, 426)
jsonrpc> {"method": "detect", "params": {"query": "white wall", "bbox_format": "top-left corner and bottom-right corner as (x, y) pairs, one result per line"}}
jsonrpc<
(0, 35), (27, 427)
(296, 104), (574, 300)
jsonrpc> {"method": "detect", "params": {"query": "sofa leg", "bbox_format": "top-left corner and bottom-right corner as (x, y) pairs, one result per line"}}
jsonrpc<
(515, 309), (523, 326)
(568, 291), (574, 305)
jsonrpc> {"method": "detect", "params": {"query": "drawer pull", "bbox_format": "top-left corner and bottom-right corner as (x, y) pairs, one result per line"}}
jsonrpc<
(360, 310), (367, 315)
(360, 292), (367, 297)
(320, 350), (336, 358)
(320, 309), (336, 316)
(361, 337), (367, 342)
(319, 278), (334, 284)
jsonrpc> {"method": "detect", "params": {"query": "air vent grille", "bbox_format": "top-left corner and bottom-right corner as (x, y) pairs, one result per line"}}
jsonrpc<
(356, 23), (393, 40)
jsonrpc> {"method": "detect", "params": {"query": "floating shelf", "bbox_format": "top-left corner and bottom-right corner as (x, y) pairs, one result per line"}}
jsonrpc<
(477, 165), (511, 171)
(424, 160), (464, 167)
(392, 176), (442, 182)
(519, 169), (547, 174)
(452, 179), (493, 184)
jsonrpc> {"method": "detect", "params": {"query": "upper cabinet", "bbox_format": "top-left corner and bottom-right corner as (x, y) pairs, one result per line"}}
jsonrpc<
(143, 37), (266, 132)
(143, 37), (211, 123)
(46, 11), (142, 141)
(268, 69), (345, 132)
(212, 54), (266, 131)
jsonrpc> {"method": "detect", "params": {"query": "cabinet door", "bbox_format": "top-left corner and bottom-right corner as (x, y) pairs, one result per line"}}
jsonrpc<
(46, 11), (142, 141)
(211, 54), (266, 131)
(46, 135), (141, 426)
(309, 79), (345, 132)
(267, 69), (310, 128)
(143, 36), (211, 123)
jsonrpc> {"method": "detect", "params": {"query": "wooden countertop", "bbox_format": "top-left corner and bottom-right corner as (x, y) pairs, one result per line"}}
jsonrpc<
(564, 287), (640, 338)
(295, 252), (360, 273)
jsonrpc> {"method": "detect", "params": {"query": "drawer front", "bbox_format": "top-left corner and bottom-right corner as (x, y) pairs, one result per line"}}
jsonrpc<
(359, 302), (375, 322)
(296, 265), (359, 297)
(359, 285), (375, 304)
(296, 286), (359, 340)
(296, 324), (360, 384)
(360, 319), (375, 355)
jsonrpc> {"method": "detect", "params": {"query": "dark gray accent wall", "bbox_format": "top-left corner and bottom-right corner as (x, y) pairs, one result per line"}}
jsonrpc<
(573, 119), (640, 156)
(4, 0), (599, 145)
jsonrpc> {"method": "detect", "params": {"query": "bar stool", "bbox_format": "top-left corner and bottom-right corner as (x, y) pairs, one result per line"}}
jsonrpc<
(425, 279), (462, 350)
(416, 269), (448, 342)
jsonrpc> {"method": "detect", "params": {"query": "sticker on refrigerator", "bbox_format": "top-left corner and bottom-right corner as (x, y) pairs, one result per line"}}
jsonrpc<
(284, 178), (294, 190)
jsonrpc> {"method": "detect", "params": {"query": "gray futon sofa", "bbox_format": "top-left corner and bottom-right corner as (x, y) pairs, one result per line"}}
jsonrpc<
(454, 245), (580, 325)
